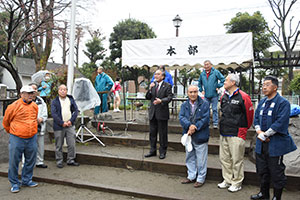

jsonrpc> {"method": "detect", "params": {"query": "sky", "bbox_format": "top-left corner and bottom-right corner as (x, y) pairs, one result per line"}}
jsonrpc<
(52, 0), (300, 65)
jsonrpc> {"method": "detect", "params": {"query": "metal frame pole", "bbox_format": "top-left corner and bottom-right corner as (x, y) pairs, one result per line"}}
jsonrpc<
(67, 0), (76, 94)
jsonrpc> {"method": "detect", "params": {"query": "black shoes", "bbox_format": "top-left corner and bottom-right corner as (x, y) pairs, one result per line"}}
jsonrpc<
(144, 152), (166, 159)
(250, 192), (270, 200)
(36, 164), (48, 168)
(144, 152), (157, 158)
(67, 162), (80, 166)
(272, 188), (283, 200)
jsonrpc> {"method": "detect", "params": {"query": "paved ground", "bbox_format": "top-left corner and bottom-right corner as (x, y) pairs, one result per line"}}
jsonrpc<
(0, 161), (299, 200)
(0, 176), (143, 200)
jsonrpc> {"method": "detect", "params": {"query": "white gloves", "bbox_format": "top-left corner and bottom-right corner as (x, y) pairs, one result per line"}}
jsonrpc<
(257, 133), (267, 141)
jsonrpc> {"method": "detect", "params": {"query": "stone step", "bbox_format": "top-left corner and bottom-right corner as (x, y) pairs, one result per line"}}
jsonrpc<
(44, 143), (256, 179)
(91, 120), (257, 139)
(42, 143), (300, 190)
(0, 162), (299, 200)
(0, 176), (145, 200)
(72, 130), (252, 155)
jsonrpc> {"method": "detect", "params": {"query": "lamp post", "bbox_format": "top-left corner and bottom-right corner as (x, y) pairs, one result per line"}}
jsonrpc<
(172, 14), (182, 95)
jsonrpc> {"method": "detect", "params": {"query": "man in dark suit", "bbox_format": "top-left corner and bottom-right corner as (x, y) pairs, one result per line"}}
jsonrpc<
(145, 69), (173, 159)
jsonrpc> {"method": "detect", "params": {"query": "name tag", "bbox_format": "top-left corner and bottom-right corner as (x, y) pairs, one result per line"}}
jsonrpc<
(231, 100), (239, 104)
(268, 110), (272, 116)
(260, 110), (263, 115)
(270, 102), (275, 108)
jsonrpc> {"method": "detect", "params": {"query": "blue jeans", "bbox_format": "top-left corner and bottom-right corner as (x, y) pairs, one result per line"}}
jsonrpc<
(205, 96), (218, 125)
(8, 134), (37, 187)
(185, 141), (208, 183)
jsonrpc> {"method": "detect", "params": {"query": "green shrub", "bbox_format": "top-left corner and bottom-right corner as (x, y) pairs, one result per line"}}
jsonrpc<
(289, 74), (300, 95)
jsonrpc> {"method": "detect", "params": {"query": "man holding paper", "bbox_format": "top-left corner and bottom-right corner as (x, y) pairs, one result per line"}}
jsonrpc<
(179, 85), (210, 188)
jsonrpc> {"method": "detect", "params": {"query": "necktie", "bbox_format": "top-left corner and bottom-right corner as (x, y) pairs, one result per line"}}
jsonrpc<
(156, 84), (159, 94)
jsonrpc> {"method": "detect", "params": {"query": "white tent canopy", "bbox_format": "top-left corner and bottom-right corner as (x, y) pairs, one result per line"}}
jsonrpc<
(122, 32), (253, 70)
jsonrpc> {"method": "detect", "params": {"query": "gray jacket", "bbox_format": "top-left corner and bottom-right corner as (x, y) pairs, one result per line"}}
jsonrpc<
(36, 96), (48, 135)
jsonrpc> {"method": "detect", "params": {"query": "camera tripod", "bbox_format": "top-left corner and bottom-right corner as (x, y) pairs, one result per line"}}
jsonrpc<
(76, 112), (105, 146)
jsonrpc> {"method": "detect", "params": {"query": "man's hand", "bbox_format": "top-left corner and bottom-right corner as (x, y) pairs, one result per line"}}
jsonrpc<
(37, 117), (43, 124)
(188, 124), (197, 135)
(66, 121), (72, 127)
(257, 132), (270, 143)
(149, 82), (155, 89)
(153, 98), (162, 105)
(62, 122), (68, 127)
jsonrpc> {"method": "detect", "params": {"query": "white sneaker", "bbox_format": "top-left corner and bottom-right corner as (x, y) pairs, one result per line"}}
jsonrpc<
(228, 185), (242, 192)
(113, 109), (118, 112)
(217, 181), (231, 189)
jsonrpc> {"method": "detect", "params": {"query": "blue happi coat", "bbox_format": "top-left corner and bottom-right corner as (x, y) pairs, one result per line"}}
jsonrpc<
(254, 93), (297, 157)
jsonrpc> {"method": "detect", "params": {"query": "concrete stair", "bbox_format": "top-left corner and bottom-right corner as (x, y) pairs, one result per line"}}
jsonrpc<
(0, 121), (298, 199)
(2, 161), (298, 200)
(45, 122), (300, 191)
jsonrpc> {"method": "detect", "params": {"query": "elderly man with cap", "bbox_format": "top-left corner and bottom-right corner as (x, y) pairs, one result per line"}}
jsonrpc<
(3, 85), (39, 193)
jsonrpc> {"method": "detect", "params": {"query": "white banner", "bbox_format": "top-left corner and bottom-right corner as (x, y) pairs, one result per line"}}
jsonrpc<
(122, 32), (253, 69)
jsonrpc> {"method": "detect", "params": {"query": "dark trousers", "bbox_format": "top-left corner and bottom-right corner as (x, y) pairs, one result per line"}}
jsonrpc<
(149, 117), (168, 155)
(256, 142), (286, 192)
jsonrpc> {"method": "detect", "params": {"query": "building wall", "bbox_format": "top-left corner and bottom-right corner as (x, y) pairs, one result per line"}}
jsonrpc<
(1, 69), (16, 89)
(1, 69), (31, 89)
(127, 76), (148, 94)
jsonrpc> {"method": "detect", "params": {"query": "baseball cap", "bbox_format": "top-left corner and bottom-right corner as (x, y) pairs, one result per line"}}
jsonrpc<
(20, 85), (35, 93)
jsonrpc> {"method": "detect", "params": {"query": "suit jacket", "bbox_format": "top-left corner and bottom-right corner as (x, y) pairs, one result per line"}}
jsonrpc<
(145, 81), (173, 120)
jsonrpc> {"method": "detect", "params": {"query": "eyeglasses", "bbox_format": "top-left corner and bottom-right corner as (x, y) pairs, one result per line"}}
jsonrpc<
(262, 83), (274, 87)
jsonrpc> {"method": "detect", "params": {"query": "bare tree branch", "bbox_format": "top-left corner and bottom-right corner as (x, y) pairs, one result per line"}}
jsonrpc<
(291, 30), (300, 50)
(284, 0), (297, 18)
(268, 0), (281, 20)
(268, 0), (299, 83)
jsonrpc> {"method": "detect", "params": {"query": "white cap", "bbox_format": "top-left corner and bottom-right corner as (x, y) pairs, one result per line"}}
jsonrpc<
(20, 85), (35, 93)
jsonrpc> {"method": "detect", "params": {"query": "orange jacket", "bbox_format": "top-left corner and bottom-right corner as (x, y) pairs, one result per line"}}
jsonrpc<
(2, 98), (38, 138)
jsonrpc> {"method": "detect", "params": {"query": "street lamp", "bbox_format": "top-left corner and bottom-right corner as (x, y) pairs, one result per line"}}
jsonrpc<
(173, 14), (182, 37)
(172, 14), (182, 95)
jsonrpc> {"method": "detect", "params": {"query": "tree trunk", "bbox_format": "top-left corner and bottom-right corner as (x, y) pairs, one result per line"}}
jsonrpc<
(258, 78), (262, 101)
(134, 79), (139, 94)
(287, 50), (293, 95)
(62, 22), (67, 65)
(27, 0), (54, 72)
(0, 61), (23, 93)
